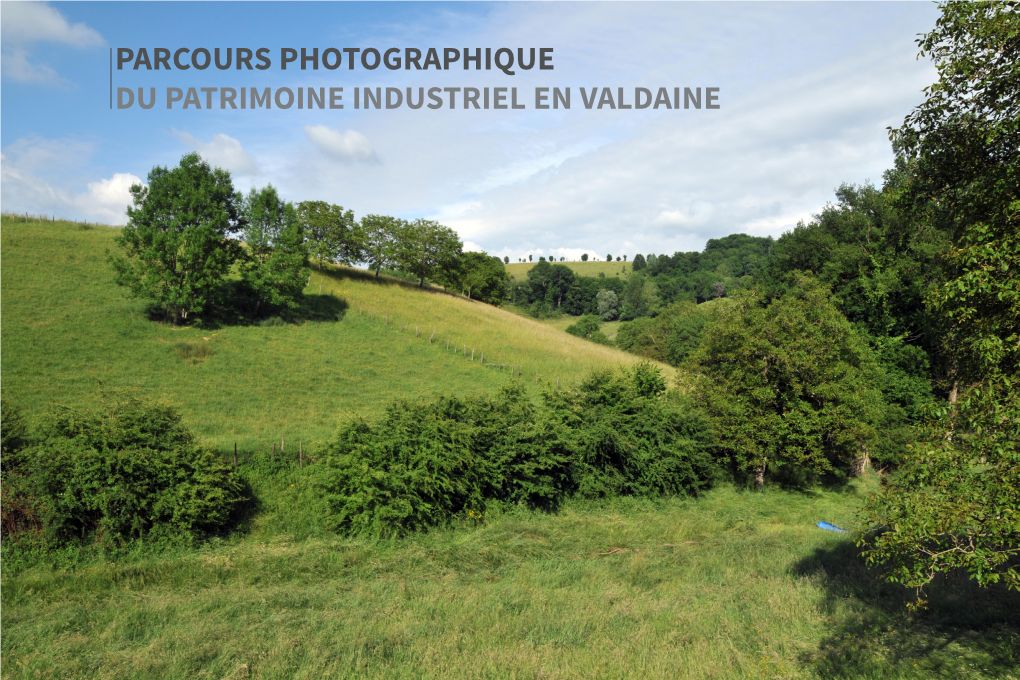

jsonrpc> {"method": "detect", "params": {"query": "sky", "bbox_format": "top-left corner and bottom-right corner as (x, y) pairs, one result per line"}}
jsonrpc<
(0, 1), (941, 261)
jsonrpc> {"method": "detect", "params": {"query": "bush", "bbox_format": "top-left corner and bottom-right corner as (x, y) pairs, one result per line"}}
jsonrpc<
(545, 369), (715, 499)
(565, 314), (612, 344)
(317, 398), (491, 537)
(317, 374), (716, 536)
(22, 400), (245, 545)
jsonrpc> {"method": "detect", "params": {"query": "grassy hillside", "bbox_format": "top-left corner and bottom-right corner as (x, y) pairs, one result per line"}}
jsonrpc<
(0, 218), (667, 455)
(505, 260), (632, 280)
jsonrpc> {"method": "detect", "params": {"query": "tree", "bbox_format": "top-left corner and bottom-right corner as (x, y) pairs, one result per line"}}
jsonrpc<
(361, 214), (401, 277)
(504, 256), (509, 264)
(529, 254), (533, 262)
(297, 201), (361, 270)
(393, 219), (463, 287)
(111, 153), (242, 325)
(632, 254), (646, 271)
(690, 276), (885, 486)
(239, 185), (309, 315)
(459, 251), (510, 304)
(607, 253), (612, 262)
(862, 2), (1020, 596)
(596, 289), (620, 321)
(581, 253), (589, 262)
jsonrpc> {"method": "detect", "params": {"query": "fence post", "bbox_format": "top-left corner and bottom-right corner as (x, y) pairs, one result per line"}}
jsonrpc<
(471, 349), (474, 361)
(430, 330), (435, 344)
(416, 326), (419, 337)
(282, 435), (285, 451)
(481, 352), (484, 364)
(557, 377), (560, 389)
(271, 442), (276, 461)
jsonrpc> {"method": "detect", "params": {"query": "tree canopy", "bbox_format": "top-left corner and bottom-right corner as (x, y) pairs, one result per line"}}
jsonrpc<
(111, 153), (242, 325)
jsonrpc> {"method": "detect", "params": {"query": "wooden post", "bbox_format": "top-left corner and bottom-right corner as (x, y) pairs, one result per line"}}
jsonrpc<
(471, 349), (474, 361)
(415, 326), (419, 337)
(430, 330), (435, 344)
(536, 371), (539, 383)
(299, 441), (303, 469)
(447, 339), (450, 350)
(281, 435), (285, 451)
(557, 377), (560, 389)
(234, 442), (238, 468)
(481, 352), (484, 364)
(271, 442), (276, 461)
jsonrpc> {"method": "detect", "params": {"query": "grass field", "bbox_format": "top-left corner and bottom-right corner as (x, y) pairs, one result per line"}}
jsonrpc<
(505, 260), (632, 280)
(4, 216), (1018, 680)
(0, 218), (666, 456)
(4, 473), (1017, 680)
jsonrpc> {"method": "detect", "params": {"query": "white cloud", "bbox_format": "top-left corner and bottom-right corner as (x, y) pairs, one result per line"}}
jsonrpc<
(1, 48), (62, 84)
(173, 130), (259, 176)
(0, 2), (103, 85)
(73, 173), (141, 225)
(0, 2), (104, 47)
(1, 137), (137, 225)
(302, 125), (377, 163)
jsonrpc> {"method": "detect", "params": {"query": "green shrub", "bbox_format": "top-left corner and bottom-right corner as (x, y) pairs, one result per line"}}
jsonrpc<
(545, 369), (715, 499)
(317, 372), (715, 537)
(317, 398), (490, 537)
(466, 383), (574, 510)
(25, 400), (244, 545)
(258, 316), (286, 327)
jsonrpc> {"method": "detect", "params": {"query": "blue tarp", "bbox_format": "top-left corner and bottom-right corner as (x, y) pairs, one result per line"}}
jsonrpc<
(816, 521), (848, 533)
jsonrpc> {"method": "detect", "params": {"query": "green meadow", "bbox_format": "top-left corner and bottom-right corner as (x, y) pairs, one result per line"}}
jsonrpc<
(0, 218), (664, 456)
(2, 217), (1018, 679)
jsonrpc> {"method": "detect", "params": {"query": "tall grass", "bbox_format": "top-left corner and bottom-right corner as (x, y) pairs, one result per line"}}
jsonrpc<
(3, 475), (1017, 679)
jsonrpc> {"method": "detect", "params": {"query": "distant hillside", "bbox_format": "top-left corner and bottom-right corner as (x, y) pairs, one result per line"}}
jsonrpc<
(505, 260), (631, 280)
(0, 218), (669, 454)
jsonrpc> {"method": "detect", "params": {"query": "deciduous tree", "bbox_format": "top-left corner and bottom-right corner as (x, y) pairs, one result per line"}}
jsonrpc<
(297, 201), (360, 270)
(393, 219), (463, 287)
(111, 153), (242, 325)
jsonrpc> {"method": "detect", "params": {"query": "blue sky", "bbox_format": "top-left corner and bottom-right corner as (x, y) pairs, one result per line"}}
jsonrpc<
(1, 1), (940, 260)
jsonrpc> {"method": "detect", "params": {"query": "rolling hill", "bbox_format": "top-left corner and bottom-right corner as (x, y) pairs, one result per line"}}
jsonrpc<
(0, 217), (668, 455)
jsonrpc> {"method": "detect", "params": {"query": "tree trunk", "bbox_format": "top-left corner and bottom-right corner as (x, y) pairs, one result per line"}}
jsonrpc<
(754, 461), (766, 488)
(851, 447), (871, 477)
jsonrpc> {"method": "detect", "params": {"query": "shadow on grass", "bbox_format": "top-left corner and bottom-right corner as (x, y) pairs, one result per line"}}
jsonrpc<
(147, 280), (350, 329)
(793, 540), (1020, 678)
